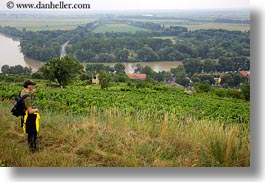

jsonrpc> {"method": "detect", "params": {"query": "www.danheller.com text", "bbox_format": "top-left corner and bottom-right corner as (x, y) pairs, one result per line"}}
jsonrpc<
(6, 1), (91, 10)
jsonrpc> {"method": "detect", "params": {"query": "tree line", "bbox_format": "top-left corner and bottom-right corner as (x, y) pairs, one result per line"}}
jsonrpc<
(1, 55), (250, 101)
(1, 65), (32, 75)
(66, 29), (249, 63)
(0, 21), (250, 64)
(183, 56), (250, 75)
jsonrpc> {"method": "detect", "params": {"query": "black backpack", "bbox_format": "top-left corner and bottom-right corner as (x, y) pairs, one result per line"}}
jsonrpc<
(11, 92), (30, 117)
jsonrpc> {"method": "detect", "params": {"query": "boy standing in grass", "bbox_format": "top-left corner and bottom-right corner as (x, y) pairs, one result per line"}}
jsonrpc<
(21, 80), (39, 152)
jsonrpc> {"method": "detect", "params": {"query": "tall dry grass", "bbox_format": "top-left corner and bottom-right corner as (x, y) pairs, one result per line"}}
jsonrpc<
(0, 101), (250, 167)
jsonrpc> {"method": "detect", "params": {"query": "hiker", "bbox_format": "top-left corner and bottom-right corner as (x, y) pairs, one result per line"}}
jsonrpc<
(21, 80), (39, 152)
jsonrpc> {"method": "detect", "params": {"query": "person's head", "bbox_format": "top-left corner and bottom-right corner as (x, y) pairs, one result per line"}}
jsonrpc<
(23, 80), (36, 90)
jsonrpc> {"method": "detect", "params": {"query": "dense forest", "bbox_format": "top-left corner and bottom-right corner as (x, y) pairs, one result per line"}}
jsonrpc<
(0, 20), (250, 69)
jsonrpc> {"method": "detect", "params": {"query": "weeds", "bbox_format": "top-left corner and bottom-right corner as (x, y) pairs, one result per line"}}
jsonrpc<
(0, 101), (250, 167)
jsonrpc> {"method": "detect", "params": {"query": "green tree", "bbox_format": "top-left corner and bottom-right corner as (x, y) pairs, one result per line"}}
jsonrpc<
(1, 65), (31, 75)
(31, 71), (45, 79)
(115, 49), (129, 62)
(40, 56), (83, 87)
(158, 47), (175, 61)
(134, 64), (143, 74)
(10, 65), (24, 75)
(203, 59), (217, 73)
(1, 65), (10, 74)
(183, 58), (204, 75)
(23, 67), (32, 75)
(221, 74), (234, 87)
(142, 66), (155, 78)
(86, 64), (112, 73)
(114, 63), (126, 74)
(179, 77), (191, 87)
(232, 73), (248, 87)
(99, 71), (112, 89)
(96, 53), (115, 62)
(171, 65), (187, 86)
(198, 74), (215, 85)
(191, 75), (201, 83)
(136, 45), (159, 62)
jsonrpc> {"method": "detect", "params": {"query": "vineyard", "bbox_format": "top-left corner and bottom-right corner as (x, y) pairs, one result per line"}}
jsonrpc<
(0, 80), (250, 167)
(0, 81), (249, 123)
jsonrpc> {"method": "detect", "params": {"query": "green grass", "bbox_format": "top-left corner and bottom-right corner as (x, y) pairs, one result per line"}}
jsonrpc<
(93, 23), (150, 33)
(0, 17), (95, 31)
(0, 101), (250, 167)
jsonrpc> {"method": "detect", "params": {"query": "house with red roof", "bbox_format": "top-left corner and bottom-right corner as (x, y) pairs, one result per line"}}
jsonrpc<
(127, 73), (147, 80)
(239, 71), (250, 81)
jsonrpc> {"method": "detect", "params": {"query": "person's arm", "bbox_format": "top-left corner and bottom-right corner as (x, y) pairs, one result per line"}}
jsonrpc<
(27, 107), (38, 114)
(24, 95), (38, 114)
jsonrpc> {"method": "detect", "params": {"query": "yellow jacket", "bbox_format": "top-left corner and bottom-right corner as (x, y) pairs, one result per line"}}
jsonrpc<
(23, 111), (41, 134)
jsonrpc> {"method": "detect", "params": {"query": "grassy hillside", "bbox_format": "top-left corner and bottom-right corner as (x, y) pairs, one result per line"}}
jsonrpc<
(0, 100), (249, 167)
(0, 81), (250, 167)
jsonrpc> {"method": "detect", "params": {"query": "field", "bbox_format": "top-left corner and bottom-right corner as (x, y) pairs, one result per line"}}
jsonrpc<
(127, 18), (250, 32)
(93, 23), (150, 33)
(0, 15), (250, 32)
(0, 17), (95, 31)
(0, 81), (250, 167)
(90, 21), (250, 33)
(165, 22), (250, 32)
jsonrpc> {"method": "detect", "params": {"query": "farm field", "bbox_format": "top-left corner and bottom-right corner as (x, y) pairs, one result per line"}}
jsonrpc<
(0, 16), (250, 32)
(93, 23), (150, 33)
(126, 18), (250, 32)
(0, 81), (250, 167)
(0, 82), (250, 122)
(0, 17), (95, 31)
(165, 22), (250, 32)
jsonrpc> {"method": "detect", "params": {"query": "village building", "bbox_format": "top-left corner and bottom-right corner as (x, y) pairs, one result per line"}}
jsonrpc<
(214, 77), (221, 86)
(92, 74), (100, 84)
(127, 73), (147, 80)
(239, 70), (250, 81)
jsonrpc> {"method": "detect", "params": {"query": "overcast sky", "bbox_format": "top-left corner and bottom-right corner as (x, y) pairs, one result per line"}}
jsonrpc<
(0, 0), (249, 10)
(89, 0), (249, 10)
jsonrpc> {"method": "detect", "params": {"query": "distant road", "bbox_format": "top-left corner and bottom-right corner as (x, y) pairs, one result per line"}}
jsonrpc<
(60, 40), (69, 58)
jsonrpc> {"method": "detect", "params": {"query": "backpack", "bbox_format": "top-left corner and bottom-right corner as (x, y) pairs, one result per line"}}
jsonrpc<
(11, 92), (30, 117)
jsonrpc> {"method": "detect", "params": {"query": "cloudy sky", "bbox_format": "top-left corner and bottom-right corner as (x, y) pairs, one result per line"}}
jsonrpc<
(89, 0), (249, 10)
(0, 0), (249, 10)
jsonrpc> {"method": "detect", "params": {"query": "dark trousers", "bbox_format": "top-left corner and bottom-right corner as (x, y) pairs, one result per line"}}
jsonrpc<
(28, 131), (37, 151)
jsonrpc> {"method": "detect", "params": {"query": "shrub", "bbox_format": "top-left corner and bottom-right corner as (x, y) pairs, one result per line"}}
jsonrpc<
(194, 83), (212, 93)
(213, 88), (226, 97)
(241, 82), (250, 101)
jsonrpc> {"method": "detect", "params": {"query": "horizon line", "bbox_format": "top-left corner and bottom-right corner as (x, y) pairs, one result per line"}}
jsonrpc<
(0, 8), (250, 12)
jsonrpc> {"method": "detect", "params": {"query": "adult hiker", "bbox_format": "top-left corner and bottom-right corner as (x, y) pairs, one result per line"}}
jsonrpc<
(21, 79), (40, 152)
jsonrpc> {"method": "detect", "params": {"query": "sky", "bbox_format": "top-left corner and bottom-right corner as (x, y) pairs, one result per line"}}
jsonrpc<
(89, 0), (249, 10)
(0, 0), (249, 11)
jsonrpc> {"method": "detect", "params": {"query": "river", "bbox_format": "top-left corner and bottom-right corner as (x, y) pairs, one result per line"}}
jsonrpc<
(0, 33), (44, 72)
(86, 61), (182, 73)
(0, 33), (182, 73)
